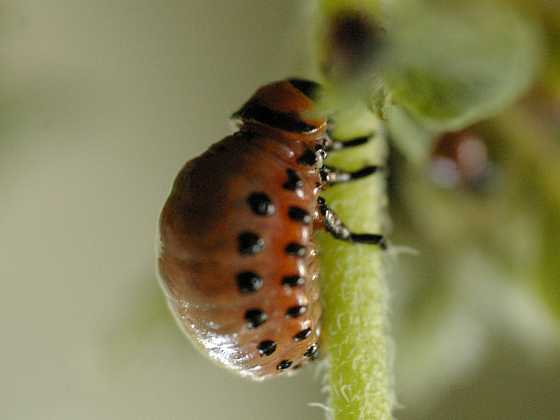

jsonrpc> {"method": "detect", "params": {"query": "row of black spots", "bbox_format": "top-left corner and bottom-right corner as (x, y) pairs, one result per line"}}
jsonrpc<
(242, 298), (307, 326)
(255, 305), (310, 358)
(275, 341), (319, 371)
(281, 161), (309, 281)
(258, 337), (317, 358)
(236, 192), (271, 296)
(241, 235), (306, 258)
(245, 303), (310, 329)
(281, 167), (308, 258)
(237, 247), (306, 293)
(281, 164), (313, 238)
(237, 268), (307, 294)
(239, 192), (274, 256)
(239, 191), (271, 253)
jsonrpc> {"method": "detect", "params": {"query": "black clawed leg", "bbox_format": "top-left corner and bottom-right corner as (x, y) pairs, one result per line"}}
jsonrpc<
(317, 197), (386, 249)
(350, 233), (387, 249)
(325, 134), (373, 151)
(321, 165), (383, 185)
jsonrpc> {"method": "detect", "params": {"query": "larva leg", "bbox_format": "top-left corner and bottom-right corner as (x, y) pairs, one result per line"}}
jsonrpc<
(316, 197), (386, 249)
(324, 133), (374, 152)
(320, 165), (382, 185)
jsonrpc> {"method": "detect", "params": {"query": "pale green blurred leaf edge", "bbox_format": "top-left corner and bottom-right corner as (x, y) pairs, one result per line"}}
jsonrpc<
(383, 1), (542, 132)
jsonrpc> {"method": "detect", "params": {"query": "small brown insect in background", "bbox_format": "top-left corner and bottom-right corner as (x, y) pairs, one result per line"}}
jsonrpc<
(430, 129), (493, 191)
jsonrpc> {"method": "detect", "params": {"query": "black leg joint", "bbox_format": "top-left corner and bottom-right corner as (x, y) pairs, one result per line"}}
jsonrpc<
(350, 233), (387, 249)
(325, 133), (374, 151)
(321, 165), (383, 185)
(317, 197), (386, 249)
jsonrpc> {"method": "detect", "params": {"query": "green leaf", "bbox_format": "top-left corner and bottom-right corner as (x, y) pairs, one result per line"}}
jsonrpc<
(382, 0), (541, 131)
(385, 105), (434, 163)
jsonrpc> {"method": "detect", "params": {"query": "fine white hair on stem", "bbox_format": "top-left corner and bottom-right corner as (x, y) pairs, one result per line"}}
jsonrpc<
(385, 244), (420, 258)
(308, 402), (334, 420)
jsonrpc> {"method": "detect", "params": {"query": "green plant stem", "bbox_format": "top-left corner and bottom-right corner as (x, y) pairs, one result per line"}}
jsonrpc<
(318, 104), (393, 420)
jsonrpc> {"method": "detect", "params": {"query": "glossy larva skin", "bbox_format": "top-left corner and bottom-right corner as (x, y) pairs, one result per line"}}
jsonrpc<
(158, 81), (327, 380)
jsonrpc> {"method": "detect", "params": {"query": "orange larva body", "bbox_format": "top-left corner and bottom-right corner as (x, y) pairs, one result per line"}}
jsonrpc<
(158, 81), (326, 379)
(158, 80), (385, 380)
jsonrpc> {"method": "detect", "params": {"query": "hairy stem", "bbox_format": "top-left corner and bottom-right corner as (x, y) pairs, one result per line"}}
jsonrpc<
(318, 104), (393, 420)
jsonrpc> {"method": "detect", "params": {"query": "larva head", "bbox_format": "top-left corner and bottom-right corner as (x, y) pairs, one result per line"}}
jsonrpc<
(232, 79), (327, 140)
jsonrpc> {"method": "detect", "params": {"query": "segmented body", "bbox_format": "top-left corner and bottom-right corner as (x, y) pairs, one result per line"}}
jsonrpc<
(158, 80), (326, 379)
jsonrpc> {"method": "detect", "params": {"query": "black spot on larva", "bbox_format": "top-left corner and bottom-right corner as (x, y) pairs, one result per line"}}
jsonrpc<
(304, 343), (319, 359)
(245, 309), (267, 329)
(238, 232), (264, 255)
(286, 305), (307, 318)
(247, 192), (275, 216)
(282, 275), (305, 288)
(283, 169), (304, 192)
(285, 243), (306, 257)
(293, 328), (312, 342)
(298, 149), (317, 166)
(233, 102), (317, 133)
(236, 272), (263, 294)
(257, 340), (277, 356)
(277, 360), (293, 370)
(288, 207), (311, 225)
(288, 78), (320, 100)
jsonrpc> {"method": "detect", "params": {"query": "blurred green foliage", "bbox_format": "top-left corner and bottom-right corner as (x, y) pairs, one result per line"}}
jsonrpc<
(383, 0), (540, 131)
(2, 1), (558, 419)
(374, 0), (560, 414)
(317, 0), (559, 416)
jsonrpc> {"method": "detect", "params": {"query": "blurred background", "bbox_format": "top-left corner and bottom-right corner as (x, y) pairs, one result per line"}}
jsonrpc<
(1, 1), (558, 419)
